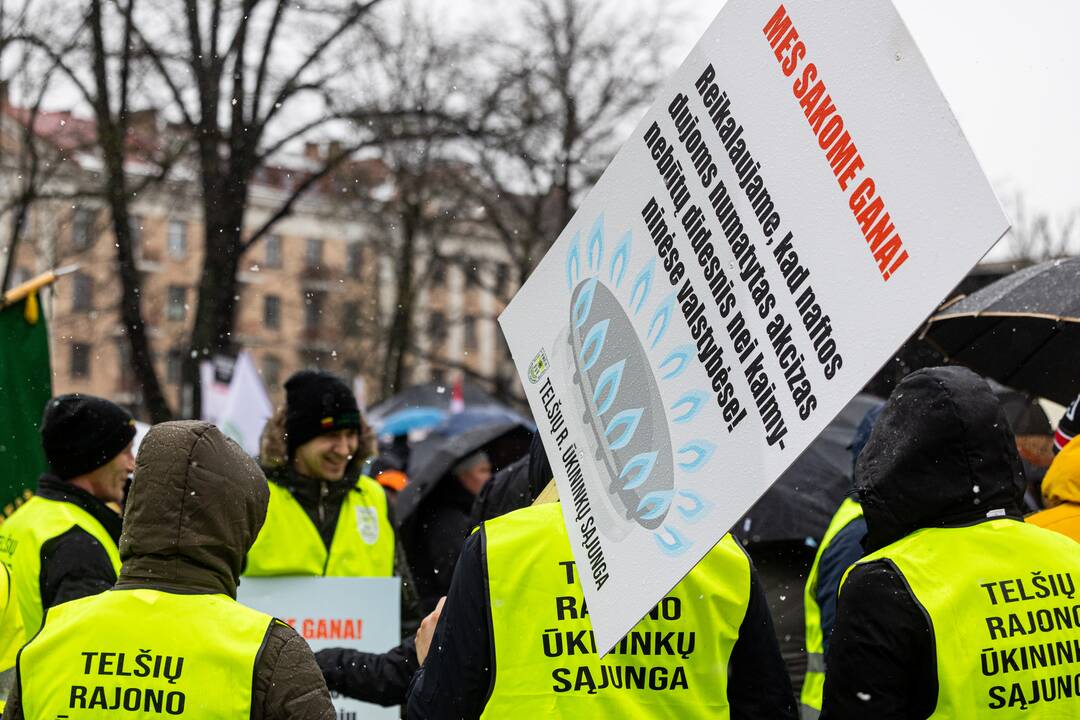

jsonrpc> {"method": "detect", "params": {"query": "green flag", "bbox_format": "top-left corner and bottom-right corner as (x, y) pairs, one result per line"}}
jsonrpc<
(0, 293), (52, 518)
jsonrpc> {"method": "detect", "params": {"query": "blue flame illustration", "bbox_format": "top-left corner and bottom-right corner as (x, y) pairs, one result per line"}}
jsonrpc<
(565, 232), (582, 290)
(676, 490), (709, 523)
(659, 343), (695, 381)
(671, 390), (708, 424)
(655, 525), (692, 556)
(647, 293), (675, 350)
(592, 359), (626, 416)
(587, 214), (604, 272)
(677, 440), (716, 472)
(579, 319), (610, 373)
(609, 231), (632, 288)
(572, 277), (598, 329)
(636, 490), (674, 522)
(605, 407), (644, 450)
(619, 451), (658, 491)
(628, 259), (654, 315)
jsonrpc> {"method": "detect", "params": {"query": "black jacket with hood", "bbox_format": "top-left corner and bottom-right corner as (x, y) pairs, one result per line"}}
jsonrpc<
(4, 421), (335, 720)
(820, 367), (1027, 720)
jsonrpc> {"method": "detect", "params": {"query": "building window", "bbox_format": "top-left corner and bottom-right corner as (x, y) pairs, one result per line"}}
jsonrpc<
(305, 238), (323, 269)
(166, 285), (186, 321)
(463, 257), (480, 288)
(166, 349), (183, 385)
(494, 262), (511, 298)
(303, 291), (324, 332)
(430, 257), (446, 288)
(71, 272), (93, 313)
(262, 355), (281, 388)
(265, 235), (282, 268)
(343, 302), (361, 337)
(128, 214), (143, 257)
(346, 244), (364, 279)
(167, 220), (187, 260)
(428, 311), (447, 344)
(264, 294), (281, 330)
(72, 207), (95, 250)
(463, 315), (478, 351)
(430, 366), (446, 386)
(70, 343), (91, 379)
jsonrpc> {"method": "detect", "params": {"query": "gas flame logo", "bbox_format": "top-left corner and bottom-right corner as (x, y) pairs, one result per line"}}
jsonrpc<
(567, 214), (714, 556)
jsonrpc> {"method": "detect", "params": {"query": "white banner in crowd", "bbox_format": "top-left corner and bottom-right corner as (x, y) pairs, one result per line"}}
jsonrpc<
(217, 352), (273, 457)
(238, 577), (401, 719)
(499, 0), (1009, 653)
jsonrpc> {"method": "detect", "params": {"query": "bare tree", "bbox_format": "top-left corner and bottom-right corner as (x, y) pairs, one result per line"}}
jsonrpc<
(460, 0), (672, 290)
(1001, 192), (1078, 263)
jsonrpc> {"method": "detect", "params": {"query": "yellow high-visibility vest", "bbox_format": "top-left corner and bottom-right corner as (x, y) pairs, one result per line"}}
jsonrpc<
(0, 496), (121, 640)
(244, 475), (394, 577)
(0, 562), (24, 712)
(842, 518), (1080, 717)
(18, 588), (274, 718)
(800, 497), (864, 719)
(482, 502), (751, 718)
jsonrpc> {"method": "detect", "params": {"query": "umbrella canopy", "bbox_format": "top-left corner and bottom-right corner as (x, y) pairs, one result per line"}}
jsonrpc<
(922, 257), (1080, 405)
(377, 407), (448, 437)
(395, 409), (534, 529)
(732, 393), (883, 546)
(367, 380), (509, 431)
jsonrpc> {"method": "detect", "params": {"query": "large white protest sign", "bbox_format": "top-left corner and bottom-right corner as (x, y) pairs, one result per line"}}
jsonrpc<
(238, 577), (400, 718)
(499, 0), (1009, 654)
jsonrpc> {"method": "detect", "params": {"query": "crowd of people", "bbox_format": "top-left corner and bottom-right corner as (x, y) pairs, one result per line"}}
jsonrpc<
(0, 365), (1079, 718)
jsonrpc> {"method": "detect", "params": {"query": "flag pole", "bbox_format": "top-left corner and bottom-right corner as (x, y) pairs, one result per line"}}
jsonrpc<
(0, 265), (78, 309)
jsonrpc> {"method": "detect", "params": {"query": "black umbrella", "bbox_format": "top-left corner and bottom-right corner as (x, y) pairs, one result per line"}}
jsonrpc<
(732, 393), (883, 545)
(922, 257), (1080, 405)
(395, 409), (534, 530)
(367, 380), (519, 429)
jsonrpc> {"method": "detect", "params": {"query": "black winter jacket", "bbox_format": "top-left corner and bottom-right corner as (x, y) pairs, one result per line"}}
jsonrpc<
(821, 367), (1027, 720)
(33, 474), (123, 611)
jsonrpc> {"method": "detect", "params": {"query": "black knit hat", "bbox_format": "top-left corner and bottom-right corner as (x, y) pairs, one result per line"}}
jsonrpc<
(284, 370), (361, 457)
(41, 394), (136, 479)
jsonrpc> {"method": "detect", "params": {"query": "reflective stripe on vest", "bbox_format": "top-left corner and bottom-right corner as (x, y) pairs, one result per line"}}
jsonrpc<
(482, 502), (750, 718)
(800, 497), (864, 717)
(843, 519), (1080, 718)
(0, 497), (121, 640)
(0, 562), (23, 712)
(244, 475), (394, 577)
(19, 588), (273, 718)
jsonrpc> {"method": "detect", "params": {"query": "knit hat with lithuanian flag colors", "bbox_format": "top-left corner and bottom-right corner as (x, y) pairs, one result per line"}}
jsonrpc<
(283, 370), (361, 458)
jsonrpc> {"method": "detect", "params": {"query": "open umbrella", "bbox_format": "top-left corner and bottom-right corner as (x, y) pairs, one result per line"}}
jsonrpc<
(922, 257), (1080, 405)
(367, 380), (511, 430)
(732, 393), (883, 545)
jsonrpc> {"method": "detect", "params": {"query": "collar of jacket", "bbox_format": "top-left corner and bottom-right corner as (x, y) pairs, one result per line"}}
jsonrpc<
(36, 473), (123, 543)
(266, 464), (357, 510)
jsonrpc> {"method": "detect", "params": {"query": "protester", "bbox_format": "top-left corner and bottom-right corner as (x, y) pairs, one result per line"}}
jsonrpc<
(821, 367), (1080, 718)
(245, 369), (394, 577)
(1054, 392), (1080, 454)
(3, 421), (335, 719)
(0, 563), (23, 712)
(1027, 437), (1080, 542)
(407, 450), (493, 612)
(368, 434), (411, 506)
(799, 403), (881, 719)
(405, 448), (798, 719)
(0, 394), (134, 641)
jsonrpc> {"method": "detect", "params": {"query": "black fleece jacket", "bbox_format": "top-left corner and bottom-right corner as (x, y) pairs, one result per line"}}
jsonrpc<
(35, 474), (123, 611)
(821, 367), (1027, 720)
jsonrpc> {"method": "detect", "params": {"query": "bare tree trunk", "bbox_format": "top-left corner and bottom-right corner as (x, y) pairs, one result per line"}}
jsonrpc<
(381, 204), (419, 397)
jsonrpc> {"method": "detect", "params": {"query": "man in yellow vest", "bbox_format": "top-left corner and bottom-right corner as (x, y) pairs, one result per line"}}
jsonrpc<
(245, 370), (394, 577)
(3, 421), (335, 719)
(0, 563), (24, 712)
(405, 453), (798, 717)
(799, 403), (881, 719)
(0, 395), (134, 640)
(822, 367), (1080, 719)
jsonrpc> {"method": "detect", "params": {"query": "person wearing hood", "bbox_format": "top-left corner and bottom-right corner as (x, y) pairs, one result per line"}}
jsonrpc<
(799, 402), (881, 719)
(245, 370), (394, 577)
(1027, 437), (1080, 542)
(405, 442), (798, 719)
(0, 395), (135, 642)
(821, 367), (1080, 719)
(3, 421), (335, 719)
